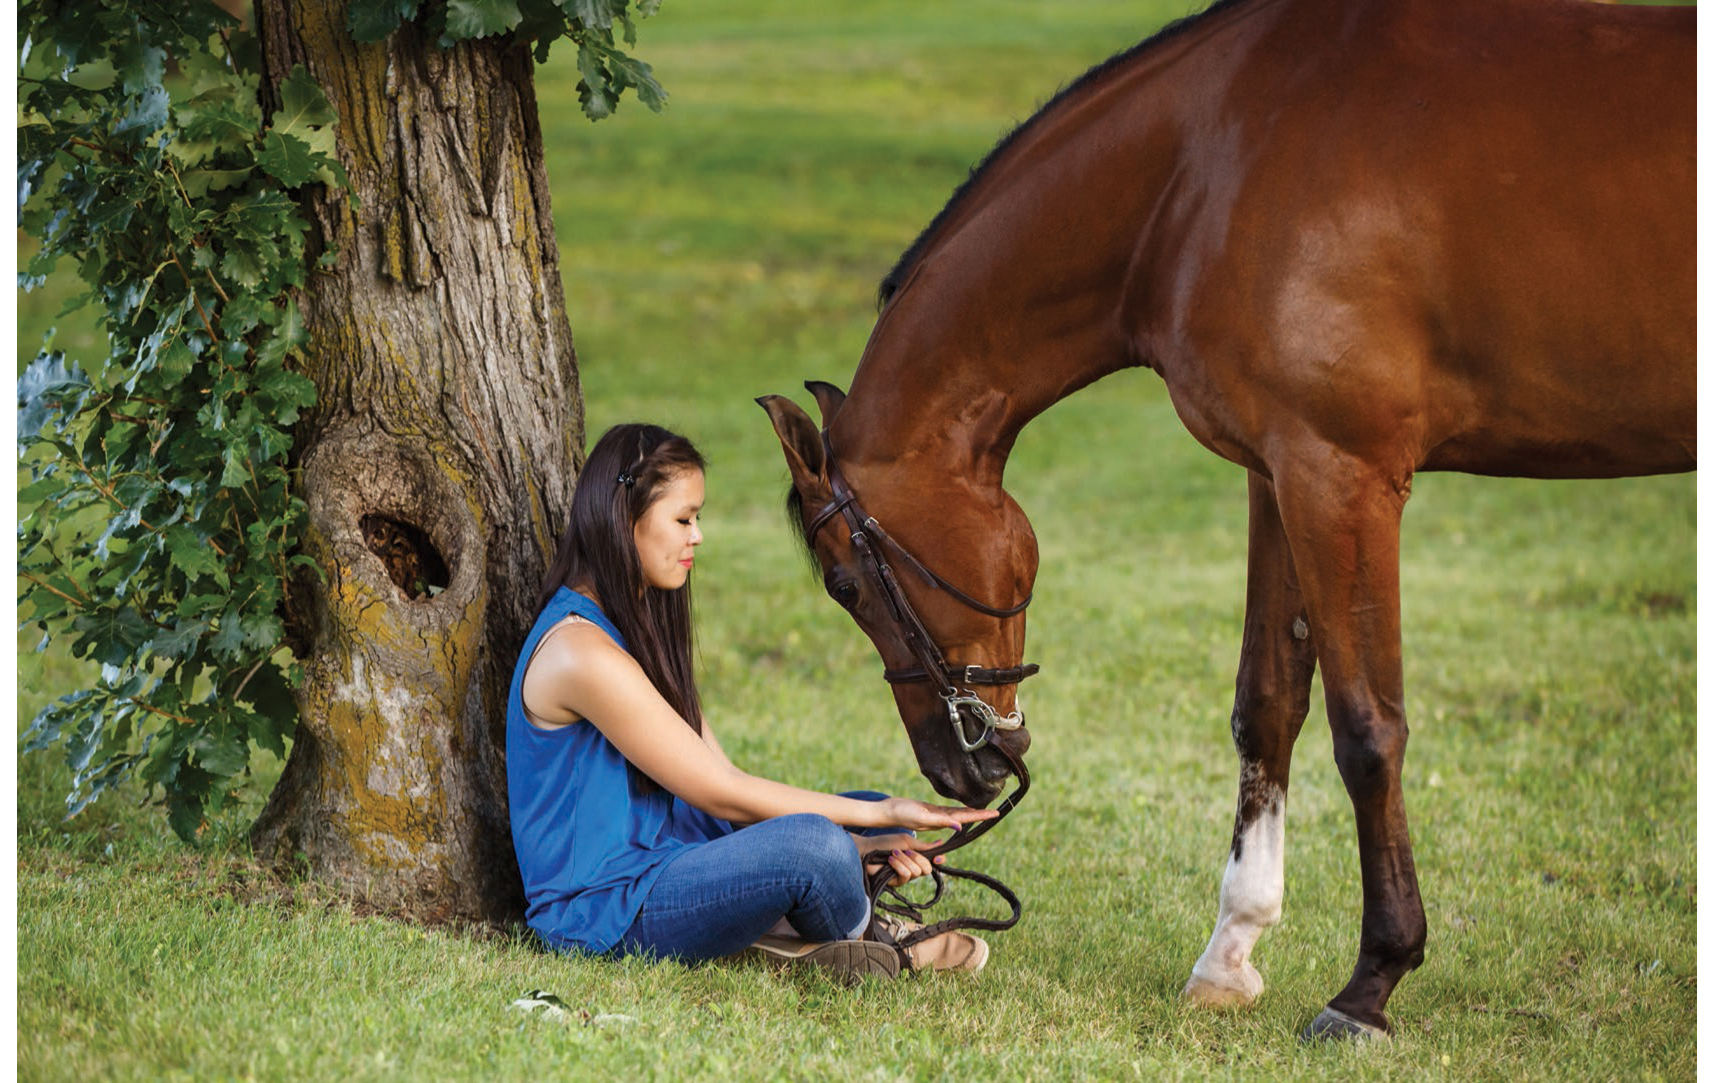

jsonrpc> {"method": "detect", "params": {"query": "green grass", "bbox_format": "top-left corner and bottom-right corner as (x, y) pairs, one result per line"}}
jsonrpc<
(16, 1), (1696, 1080)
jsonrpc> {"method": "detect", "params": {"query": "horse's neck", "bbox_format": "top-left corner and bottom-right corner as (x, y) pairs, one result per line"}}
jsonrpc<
(837, 328), (1121, 490)
(834, 9), (1255, 481)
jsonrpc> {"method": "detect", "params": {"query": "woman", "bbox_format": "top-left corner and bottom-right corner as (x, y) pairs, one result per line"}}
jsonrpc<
(507, 423), (994, 981)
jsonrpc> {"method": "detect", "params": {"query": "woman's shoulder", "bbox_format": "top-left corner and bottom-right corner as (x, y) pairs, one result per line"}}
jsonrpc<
(520, 614), (639, 729)
(541, 586), (626, 646)
(530, 614), (630, 677)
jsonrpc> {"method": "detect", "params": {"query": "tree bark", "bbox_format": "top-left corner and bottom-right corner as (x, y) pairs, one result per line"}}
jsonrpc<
(249, 0), (581, 923)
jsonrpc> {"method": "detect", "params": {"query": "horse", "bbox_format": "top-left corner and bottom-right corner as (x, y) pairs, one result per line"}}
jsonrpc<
(757, 0), (1693, 1040)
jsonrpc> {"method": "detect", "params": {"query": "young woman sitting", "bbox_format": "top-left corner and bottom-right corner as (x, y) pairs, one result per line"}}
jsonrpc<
(507, 423), (993, 980)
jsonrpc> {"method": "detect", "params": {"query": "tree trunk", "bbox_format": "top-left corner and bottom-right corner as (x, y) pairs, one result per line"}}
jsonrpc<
(249, 0), (581, 924)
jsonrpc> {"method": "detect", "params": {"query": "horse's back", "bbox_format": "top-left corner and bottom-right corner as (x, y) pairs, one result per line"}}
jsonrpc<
(1146, 0), (1694, 480)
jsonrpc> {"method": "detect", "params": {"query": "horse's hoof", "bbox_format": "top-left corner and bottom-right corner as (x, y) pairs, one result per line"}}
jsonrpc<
(1300, 1006), (1390, 1042)
(1182, 963), (1263, 1008)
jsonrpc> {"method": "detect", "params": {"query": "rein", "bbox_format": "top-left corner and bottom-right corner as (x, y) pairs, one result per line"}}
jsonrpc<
(805, 432), (1037, 958)
(863, 747), (1030, 958)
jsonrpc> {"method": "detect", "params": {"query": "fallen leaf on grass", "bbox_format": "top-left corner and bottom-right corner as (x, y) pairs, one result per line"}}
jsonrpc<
(509, 990), (585, 1023)
(508, 991), (636, 1028)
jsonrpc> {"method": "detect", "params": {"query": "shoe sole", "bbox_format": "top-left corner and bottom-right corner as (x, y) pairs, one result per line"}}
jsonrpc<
(749, 937), (900, 985)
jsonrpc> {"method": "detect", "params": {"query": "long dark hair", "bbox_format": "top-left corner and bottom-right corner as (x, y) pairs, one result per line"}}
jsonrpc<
(537, 423), (707, 738)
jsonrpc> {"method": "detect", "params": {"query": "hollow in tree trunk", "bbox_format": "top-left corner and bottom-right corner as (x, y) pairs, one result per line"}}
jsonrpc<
(249, 0), (581, 924)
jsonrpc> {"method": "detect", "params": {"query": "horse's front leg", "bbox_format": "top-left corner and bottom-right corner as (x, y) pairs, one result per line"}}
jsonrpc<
(1184, 472), (1318, 1008)
(1273, 452), (1426, 1040)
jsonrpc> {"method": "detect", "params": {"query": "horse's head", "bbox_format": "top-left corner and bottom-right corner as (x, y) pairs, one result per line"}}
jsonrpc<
(758, 383), (1039, 807)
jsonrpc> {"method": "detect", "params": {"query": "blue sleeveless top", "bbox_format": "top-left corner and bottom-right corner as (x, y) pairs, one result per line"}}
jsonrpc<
(506, 588), (734, 953)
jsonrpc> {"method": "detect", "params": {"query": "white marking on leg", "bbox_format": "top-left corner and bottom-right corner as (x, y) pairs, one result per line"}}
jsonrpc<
(1185, 776), (1285, 1006)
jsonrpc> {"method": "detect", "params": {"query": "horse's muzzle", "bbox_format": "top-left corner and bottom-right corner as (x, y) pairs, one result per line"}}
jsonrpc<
(922, 727), (1026, 807)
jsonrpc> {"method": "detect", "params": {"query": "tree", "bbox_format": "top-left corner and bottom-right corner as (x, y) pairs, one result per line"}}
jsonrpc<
(18, 0), (664, 922)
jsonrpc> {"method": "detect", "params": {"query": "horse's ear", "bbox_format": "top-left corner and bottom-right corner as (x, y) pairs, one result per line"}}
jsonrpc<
(804, 381), (847, 427)
(756, 394), (827, 494)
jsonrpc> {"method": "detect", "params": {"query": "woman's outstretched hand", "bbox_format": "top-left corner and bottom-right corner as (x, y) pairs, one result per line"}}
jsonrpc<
(875, 796), (998, 834)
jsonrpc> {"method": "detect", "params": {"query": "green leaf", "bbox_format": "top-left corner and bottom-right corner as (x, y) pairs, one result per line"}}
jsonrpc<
(165, 525), (222, 582)
(24, 693), (94, 755)
(443, 0), (524, 41)
(148, 616), (210, 661)
(575, 41), (617, 120)
(349, 0), (420, 43)
(178, 166), (254, 198)
(114, 38), (167, 96)
(208, 608), (247, 661)
(68, 748), (147, 819)
(19, 352), (89, 442)
(219, 245), (267, 289)
(256, 301), (310, 368)
(220, 441), (255, 488)
(605, 50), (665, 111)
(241, 611), (284, 651)
(254, 130), (319, 187)
(274, 66), (338, 134)
(167, 788), (207, 842)
(194, 727), (249, 778)
(70, 606), (154, 668)
(238, 661), (298, 758)
(158, 339), (198, 381)
(568, 0), (614, 31)
(266, 67), (345, 186)
(116, 85), (170, 136)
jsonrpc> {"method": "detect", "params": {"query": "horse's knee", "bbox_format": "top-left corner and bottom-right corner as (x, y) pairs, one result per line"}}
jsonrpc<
(1328, 706), (1407, 794)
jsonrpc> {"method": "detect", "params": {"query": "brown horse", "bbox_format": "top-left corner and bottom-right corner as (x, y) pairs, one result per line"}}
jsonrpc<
(759, 0), (1692, 1041)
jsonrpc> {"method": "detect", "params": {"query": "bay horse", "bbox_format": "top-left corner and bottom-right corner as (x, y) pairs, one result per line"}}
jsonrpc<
(758, 0), (1693, 1040)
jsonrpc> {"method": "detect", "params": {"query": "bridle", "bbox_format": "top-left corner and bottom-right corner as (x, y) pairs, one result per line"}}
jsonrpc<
(800, 433), (1041, 951)
(802, 432), (1040, 953)
(804, 432), (1038, 859)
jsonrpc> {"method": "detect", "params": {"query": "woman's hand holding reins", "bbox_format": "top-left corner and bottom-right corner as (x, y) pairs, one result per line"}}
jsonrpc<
(856, 796), (997, 886)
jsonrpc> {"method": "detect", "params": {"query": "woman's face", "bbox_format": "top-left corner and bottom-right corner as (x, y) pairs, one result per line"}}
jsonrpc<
(633, 468), (705, 591)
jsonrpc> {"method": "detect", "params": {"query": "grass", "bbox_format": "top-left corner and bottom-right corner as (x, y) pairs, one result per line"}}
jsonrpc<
(15, 1), (1696, 1080)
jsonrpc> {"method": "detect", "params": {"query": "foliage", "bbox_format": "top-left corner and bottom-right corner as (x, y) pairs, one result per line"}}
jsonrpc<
(16, 0), (664, 842)
(18, 2), (337, 841)
(349, 0), (667, 118)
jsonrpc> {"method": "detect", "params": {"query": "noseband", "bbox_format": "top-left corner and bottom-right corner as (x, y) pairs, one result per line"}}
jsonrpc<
(804, 432), (1040, 771)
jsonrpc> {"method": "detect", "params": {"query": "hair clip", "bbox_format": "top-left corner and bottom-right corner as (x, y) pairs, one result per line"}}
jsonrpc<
(617, 472), (636, 488)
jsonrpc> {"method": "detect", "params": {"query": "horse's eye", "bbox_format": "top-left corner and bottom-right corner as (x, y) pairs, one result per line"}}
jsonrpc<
(829, 581), (859, 608)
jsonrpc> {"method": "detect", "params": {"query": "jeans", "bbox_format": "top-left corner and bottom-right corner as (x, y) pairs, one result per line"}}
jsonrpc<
(616, 791), (896, 962)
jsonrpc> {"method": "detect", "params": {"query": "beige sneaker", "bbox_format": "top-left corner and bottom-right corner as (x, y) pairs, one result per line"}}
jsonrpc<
(872, 916), (990, 974)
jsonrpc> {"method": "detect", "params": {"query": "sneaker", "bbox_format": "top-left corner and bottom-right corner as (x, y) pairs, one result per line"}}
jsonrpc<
(748, 935), (900, 985)
(872, 916), (990, 974)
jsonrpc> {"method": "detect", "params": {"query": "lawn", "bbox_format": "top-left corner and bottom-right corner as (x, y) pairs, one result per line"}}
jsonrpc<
(15, 2), (1696, 1080)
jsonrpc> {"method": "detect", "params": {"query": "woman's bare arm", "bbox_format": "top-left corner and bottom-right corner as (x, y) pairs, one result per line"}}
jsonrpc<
(522, 623), (994, 834)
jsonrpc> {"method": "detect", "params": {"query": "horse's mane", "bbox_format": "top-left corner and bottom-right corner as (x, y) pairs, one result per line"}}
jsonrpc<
(876, 0), (1254, 310)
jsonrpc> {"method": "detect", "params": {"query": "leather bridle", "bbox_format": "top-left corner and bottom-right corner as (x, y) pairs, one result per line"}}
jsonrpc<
(802, 432), (1039, 953)
(804, 432), (1037, 860)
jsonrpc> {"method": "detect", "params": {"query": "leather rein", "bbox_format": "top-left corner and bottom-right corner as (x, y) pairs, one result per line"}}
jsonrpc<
(803, 432), (1038, 955)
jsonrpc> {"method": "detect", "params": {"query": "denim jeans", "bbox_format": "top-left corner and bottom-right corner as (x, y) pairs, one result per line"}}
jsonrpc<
(616, 791), (895, 962)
